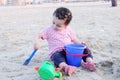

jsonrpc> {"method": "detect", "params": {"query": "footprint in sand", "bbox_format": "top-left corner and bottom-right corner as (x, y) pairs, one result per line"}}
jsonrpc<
(99, 60), (113, 67)
(112, 59), (120, 78)
(96, 59), (120, 79)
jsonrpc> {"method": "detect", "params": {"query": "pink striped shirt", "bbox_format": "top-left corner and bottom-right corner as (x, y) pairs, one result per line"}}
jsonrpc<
(40, 26), (76, 56)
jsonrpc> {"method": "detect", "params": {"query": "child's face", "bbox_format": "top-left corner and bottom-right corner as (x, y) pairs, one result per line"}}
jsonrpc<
(52, 16), (67, 31)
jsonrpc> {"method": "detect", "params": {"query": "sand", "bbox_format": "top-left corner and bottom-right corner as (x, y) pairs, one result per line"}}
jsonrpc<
(0, 2), (120, 80)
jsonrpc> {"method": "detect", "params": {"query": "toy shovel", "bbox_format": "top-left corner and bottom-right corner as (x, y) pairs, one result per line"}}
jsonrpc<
(23, 49), (37, 65)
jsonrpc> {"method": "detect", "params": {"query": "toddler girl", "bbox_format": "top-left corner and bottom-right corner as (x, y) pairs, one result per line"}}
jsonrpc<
(34, 7), (96, 76)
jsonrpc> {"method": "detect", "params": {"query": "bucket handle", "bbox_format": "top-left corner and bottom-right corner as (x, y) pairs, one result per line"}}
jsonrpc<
(64, 49), (88, 57)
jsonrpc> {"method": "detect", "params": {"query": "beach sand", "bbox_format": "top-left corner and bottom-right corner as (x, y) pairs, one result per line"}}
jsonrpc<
(0, 2), (120, 80)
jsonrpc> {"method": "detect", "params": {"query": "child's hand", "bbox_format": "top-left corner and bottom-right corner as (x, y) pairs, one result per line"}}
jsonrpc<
(34, 42), (40, 50)
(81, 42), (86, 46)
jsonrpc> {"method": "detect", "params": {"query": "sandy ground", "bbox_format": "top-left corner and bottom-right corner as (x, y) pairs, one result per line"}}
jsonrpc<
(0, 2), (120, 80)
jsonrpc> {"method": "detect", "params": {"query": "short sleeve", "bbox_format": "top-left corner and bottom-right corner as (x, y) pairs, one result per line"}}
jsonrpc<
(40, 28), (48, 40)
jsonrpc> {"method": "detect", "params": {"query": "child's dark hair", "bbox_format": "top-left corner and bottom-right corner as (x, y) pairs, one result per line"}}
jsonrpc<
(53, 7), (72, 25)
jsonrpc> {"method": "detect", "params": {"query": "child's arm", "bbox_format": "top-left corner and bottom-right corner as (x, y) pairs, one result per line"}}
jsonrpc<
(72, 39), (86, 45)
(34, 34), (42, 50)
(69, 29), (86, 45)
(34, 28), (48, 50)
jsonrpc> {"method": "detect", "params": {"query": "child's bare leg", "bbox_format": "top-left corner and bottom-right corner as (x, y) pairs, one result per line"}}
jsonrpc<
(59, 62), (76, 76)
(59, 62), (67, 68)
(86, 57), (94, 62)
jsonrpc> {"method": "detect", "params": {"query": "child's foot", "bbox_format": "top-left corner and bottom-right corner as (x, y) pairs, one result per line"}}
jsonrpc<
(81, 62), (96, 71)
(64, 65), (76, 76)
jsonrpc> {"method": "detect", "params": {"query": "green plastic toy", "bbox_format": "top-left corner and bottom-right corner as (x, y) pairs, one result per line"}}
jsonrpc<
(35, 61), (62, 80)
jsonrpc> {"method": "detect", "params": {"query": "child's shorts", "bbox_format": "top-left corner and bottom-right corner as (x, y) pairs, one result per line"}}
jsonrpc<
(51, 48), (93, 67)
